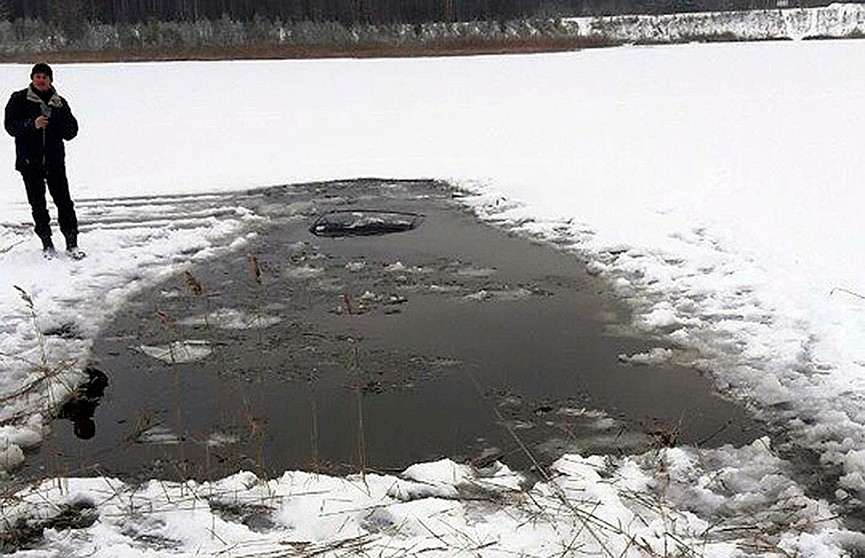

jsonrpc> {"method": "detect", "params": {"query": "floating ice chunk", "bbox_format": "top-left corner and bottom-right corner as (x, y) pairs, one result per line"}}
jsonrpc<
(619, 347), (674, 365)
(179, 308), (281, 330)
(428, 284), (461, 293)
(284, 265), (324, 279)
(497, 419), (535, 430)
(386, 261), (427, 273)
(463, 287), (532, 302)
(309, 210), (422, 237)
(136, 425), (180, 445)
(205, 431), (238, 447)
(345, 261), (366, 272)
(138, 340), (212, 363)
(555, 407), (619, 429)
(557, 407), (602, 418)
(591, 417), (620, 430)
(221, 310), (282, 329)
(456, 266), (497, 277)
(286, 241), (306, 253)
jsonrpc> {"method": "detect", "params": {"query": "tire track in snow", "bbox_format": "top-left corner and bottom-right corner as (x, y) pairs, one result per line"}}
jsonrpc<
(0, 190), (264, 469)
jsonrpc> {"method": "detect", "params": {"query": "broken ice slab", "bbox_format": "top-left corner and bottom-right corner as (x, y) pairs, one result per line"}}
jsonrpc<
(309, 209), (424, 237)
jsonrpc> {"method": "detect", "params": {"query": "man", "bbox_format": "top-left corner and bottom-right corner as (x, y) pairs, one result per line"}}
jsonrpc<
(4, 62), (84, 259)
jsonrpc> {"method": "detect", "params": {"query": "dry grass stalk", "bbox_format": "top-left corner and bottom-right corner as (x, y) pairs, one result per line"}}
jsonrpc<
(829, 286), (865, 301)
(183, 271), (203, 297)
(13, 285), (47, 368)
(248, 255), (262, 286)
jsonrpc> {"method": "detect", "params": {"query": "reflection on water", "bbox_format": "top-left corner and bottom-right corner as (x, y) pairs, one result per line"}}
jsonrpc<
(58, 368), (108, 440)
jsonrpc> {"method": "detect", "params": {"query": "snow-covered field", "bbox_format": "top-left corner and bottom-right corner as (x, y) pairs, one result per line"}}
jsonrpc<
(1, 35), (865, 555)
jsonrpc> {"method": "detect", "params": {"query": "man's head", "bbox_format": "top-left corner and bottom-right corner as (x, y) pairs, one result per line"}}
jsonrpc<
(30, 62), (53, 92)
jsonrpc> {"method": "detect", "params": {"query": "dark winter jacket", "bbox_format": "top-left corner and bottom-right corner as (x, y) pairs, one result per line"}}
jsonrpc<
(4, 86), (78, 172)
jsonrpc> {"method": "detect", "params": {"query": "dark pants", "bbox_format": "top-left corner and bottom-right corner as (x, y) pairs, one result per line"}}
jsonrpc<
(21, 165), (78, 243)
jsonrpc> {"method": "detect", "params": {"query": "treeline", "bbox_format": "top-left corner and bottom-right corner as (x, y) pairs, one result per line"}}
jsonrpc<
(0, 17), (588, 54)
(1, 0), (835, 25)
(0, 2), (861, 58)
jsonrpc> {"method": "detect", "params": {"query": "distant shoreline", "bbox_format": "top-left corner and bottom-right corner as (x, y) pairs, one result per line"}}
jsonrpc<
(0, 34), (836, 64)
(0, 38), (610, 64)
(0, 4), (862, 64)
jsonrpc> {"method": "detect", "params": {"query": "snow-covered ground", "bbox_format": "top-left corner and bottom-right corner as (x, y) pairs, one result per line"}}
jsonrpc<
(565, 3), (865, 42)
(2, 35), (865, 555)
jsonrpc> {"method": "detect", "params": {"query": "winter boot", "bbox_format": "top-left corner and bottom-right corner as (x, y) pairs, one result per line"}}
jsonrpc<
(40, 235), (56, 259)
(64, 232), (86, 260)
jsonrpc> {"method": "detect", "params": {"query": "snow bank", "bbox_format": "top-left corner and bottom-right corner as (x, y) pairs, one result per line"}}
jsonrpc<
(0, 443), (855, 556)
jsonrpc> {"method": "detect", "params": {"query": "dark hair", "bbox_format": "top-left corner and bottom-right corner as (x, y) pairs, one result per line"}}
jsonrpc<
(30, 62), (52, 80)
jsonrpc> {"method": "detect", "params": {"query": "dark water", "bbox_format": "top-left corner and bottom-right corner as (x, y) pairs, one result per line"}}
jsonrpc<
(24, 180), (764, 482)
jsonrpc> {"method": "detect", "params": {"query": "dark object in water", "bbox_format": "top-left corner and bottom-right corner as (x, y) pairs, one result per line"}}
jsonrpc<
(58, 367), (109, 440)
(310, 210), (424, 237)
